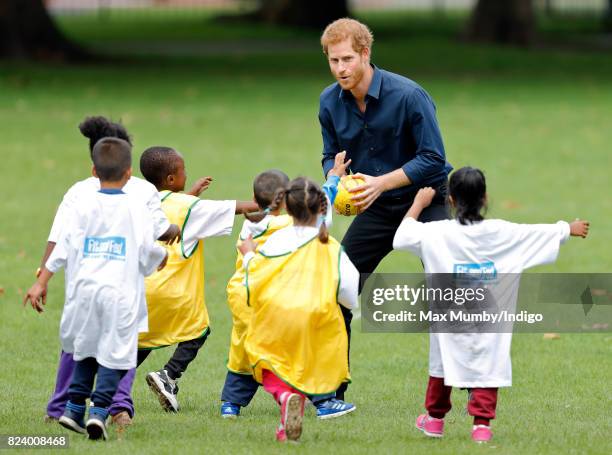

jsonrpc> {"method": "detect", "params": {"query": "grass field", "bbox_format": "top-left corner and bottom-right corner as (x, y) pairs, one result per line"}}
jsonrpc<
(0, 10), (611, 454)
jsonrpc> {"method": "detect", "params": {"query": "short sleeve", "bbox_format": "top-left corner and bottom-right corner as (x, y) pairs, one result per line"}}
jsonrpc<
(137, 206), (168, 276)
(46, 203), (82, 271)
(513, 221), (570, 270)
(147, 191), (171, 240)
(392, 217), (427, 258)
(182, 200), (236, 254)
(48, 181), (88, 243)
(46, 230), (69, 273)
(338, 250), (359, 309)
(48, 202), (67, 243)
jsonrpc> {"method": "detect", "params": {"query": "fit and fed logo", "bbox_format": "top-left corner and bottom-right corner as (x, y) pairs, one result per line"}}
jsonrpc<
(83, 236), (126, 260)
(453, 261), (497, 281)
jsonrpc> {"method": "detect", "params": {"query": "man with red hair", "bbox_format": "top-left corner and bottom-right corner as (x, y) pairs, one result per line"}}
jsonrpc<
(318, 18), (453, 399)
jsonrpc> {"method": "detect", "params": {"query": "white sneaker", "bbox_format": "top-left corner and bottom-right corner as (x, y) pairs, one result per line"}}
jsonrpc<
(146, 369), (180, 412)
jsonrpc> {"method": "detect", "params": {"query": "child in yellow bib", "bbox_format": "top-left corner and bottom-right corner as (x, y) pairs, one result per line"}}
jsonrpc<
(135, 146), (258, 413)
(239, 177), (359, 442)
(221, 154), (356, 420)
(221, 171), (292, 415)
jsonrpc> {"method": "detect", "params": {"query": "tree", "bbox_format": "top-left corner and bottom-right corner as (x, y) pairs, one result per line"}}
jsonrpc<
(604, 0), (612, 32)
(248, 0), (350, 29)
(0, 0), (85, 60)
(466, 0), (535, 46)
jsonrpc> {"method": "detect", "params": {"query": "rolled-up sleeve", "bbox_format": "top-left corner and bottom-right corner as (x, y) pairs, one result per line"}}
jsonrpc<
(393, 217), (426, 258)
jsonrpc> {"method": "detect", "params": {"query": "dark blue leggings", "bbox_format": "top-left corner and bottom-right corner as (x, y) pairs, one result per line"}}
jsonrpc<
(68, 357), (126, 408)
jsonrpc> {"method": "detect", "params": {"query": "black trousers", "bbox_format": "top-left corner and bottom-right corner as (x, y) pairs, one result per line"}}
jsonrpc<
(137, 329), (210, 380)
(336, 181), (450, 399)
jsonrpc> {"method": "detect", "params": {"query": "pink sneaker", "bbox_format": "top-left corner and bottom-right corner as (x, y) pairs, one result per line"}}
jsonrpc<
(415, 413), (444, 438)
(279, 393), (304, 442)
(472, 425), (492, 443)
(275, 425), (287, 442)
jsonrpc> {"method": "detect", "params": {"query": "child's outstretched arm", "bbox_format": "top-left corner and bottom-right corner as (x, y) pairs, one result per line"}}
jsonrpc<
(328, 151), (351, 178)
(236, 201), (260, 214)
(23, 268), (54, 313)
(323, 151), (352, 208)
(569, 219), (590, 238)
(405, 187), (436, 220)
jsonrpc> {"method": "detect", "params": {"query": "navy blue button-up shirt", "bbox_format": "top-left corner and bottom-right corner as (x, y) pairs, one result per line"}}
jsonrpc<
(319, 65), (452, 198)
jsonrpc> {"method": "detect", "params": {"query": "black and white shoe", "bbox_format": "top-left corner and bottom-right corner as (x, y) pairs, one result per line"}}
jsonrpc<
(146, 369), (180, 412)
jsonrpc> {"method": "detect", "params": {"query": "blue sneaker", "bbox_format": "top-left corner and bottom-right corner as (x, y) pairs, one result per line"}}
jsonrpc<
(86, 406), (109, 441)
(221, 401), (241, 419)
(58, 401), (86, 434)
(315, 398), (356, 420)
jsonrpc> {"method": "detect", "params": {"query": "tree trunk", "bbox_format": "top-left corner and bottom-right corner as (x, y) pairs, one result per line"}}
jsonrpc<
(466, 0), (535, 46)
(604, 0), (612, 32)
(251, 0), (349, 29)
(0, 0), (86, 60)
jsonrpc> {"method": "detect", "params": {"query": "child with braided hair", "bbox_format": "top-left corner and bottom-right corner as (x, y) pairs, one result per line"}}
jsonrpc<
(220, 152), (355, 420)
(239, 176), (359, 442)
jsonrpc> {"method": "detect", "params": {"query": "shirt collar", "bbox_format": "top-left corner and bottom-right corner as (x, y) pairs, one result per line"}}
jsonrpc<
(339, 64), (381, 102)
(98, 188), (125, 195)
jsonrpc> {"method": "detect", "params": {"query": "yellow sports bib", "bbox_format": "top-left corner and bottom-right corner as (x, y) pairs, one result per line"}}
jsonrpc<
(226, 215), (292, 373)
(139, 191), (209, 348)
(244, 235), (350, 395)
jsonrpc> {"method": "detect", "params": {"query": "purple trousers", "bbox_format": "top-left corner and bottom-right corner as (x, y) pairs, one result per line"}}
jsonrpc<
(46, 351), (136, 418)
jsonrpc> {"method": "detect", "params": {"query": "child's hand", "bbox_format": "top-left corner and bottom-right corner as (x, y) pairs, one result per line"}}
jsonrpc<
(414, 187), (436, 208)
(238, 235), (256, 256)
(158, 251), (169, 271)
(570, 219), (590, 238)
(187, 177), (213, 197)
(328, 151), (352, 177)
(23, 282), (47, 313)
(160, 224), (181, 245)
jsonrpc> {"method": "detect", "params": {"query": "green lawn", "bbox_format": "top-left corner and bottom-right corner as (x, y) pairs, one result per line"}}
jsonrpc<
(0, 10), (611, 454)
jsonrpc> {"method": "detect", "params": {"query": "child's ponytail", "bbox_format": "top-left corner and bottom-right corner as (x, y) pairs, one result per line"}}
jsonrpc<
(317, 190), (329, 244)
(244, 188), (286, 223)
(245, 170), (290, 223)
(285, 177), (329, 243)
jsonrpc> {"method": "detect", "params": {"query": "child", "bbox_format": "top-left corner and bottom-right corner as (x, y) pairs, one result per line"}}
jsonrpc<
(135, 146), (259, 413)
(220, 152), (357, 420)
(40, 116), (182, 429)
(220, 169), (292, 417)
(24, 138), (168, 441)
(239, 177), (359, 442)
(392, 166), (590, 443)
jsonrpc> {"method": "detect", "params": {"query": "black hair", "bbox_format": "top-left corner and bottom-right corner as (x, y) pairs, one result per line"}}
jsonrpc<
(285, 177), (329, 243)
(244, 170), (290, 223)
(92, 138), (132, 182)
(449, 166), (487, 225)
(79, 116), (132, 158)
(140, 146), (180, 189)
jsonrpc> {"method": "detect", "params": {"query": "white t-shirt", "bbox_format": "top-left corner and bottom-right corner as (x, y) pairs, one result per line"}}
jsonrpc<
(49, 176), (170, 243)
(47, 190), (166, 370)
(244, 225), (359, 310)
(178, 198), (236, 253)
(393, 217), (570, 388)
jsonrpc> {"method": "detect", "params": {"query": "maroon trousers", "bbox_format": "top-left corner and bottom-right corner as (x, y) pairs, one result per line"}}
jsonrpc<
(425, 376), (498, 426)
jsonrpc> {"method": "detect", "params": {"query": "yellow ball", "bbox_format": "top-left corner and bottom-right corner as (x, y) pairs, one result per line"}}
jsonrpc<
(334, 176), (365, 216)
